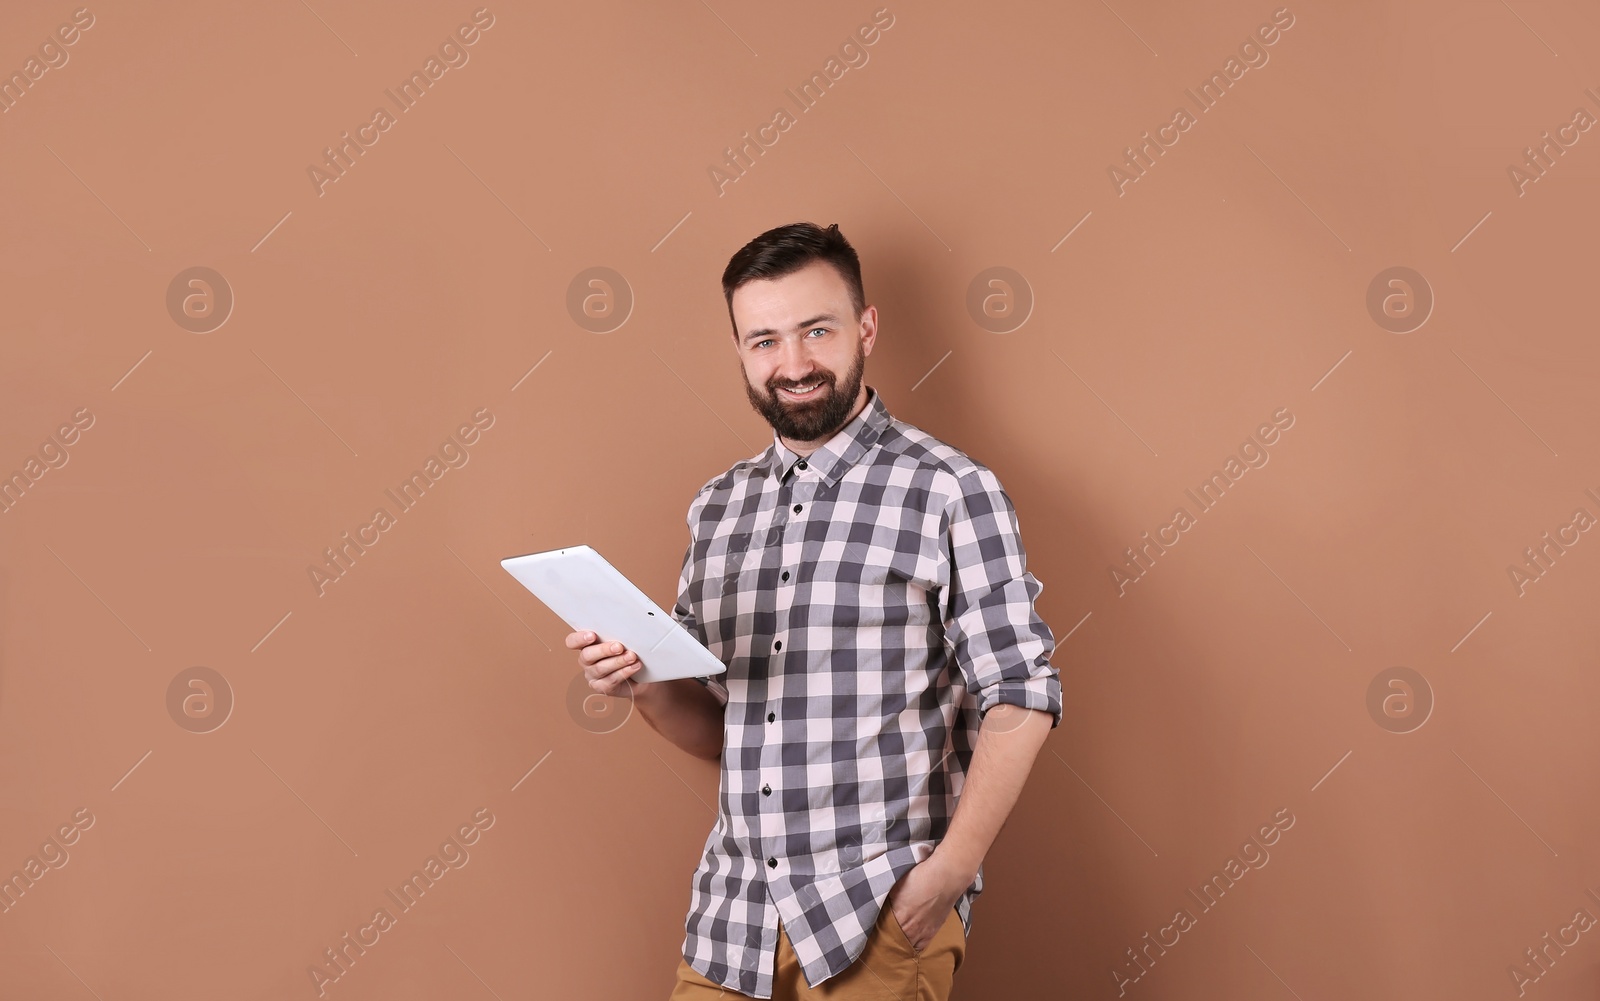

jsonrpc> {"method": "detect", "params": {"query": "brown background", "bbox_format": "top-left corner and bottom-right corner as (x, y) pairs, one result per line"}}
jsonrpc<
(2, 0), (1598, 998)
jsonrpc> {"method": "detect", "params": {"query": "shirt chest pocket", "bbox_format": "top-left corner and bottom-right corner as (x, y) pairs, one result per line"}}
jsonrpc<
(706, 530), (756, 598)
(838, 556), (939, 629)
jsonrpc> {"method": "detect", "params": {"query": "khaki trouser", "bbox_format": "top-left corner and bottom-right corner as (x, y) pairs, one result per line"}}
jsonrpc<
(670, 902), (965, 1000)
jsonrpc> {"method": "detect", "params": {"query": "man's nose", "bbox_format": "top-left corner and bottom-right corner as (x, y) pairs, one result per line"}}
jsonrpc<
(775, 342), (820, 379)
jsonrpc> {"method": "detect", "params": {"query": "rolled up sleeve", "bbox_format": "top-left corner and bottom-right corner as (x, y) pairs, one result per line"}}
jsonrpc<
(941, 467), (1062, 729)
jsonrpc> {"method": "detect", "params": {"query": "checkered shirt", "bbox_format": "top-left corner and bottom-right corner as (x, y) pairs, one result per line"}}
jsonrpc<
(669, 384), (1063, 997)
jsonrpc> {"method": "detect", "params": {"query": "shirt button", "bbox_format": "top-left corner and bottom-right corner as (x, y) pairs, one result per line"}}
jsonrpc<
(798, 460), (807, 469)
(793, 504), (802, 513)
(767, 857), (778, 868)
(781, 570), (789, 582)
(767, 712), (775, 722)
(774, 640), (782, 651)
(762, 784), (771, 796)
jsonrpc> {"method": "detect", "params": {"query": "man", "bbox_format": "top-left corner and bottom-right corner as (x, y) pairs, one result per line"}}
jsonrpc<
(567, 222), (1062, 1000)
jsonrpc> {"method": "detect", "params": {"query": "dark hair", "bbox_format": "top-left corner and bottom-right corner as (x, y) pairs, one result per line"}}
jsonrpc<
(721, 222), (865, 334)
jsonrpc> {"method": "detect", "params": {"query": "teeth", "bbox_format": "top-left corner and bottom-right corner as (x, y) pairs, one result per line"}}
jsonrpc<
(784, 382), (820, 394)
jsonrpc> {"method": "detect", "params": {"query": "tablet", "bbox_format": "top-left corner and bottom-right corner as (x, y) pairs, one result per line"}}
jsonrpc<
(501, 544), (727, 684)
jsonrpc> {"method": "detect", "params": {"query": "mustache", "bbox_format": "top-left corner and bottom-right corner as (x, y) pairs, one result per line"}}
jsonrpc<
(772, 376), (832, 391)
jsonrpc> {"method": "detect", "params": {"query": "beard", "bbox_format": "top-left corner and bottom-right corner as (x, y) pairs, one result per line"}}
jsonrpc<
(742, 338), (867, 443)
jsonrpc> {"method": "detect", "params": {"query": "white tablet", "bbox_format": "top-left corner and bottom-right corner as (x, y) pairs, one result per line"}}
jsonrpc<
(501, 544), (727, 684)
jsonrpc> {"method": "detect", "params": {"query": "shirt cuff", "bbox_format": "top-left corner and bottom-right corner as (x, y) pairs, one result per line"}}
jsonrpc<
(979, 678), (1062, 729)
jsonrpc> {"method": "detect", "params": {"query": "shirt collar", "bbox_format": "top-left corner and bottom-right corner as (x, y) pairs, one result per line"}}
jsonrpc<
(766, 384), (891, 487)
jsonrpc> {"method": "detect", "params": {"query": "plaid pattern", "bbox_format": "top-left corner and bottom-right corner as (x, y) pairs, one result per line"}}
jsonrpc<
(669, 385), (1062, 998)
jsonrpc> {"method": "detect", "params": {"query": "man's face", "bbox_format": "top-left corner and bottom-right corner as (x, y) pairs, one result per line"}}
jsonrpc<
(730, 260), (876, 444)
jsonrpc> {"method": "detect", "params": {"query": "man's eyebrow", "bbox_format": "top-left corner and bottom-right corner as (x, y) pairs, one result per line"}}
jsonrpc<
(743, 313), (841, 342)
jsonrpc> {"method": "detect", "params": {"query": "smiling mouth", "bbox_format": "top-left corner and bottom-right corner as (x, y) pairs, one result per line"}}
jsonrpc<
(778, 380), (826, 400)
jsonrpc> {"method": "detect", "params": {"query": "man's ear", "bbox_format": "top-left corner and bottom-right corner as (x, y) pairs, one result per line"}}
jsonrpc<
(859, 305), (878, 353)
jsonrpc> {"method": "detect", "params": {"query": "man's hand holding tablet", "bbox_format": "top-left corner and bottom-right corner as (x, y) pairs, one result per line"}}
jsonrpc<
(567, 630), (646, 696)
(504, 545), (726, 760)
(566, 627), (725, 761)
